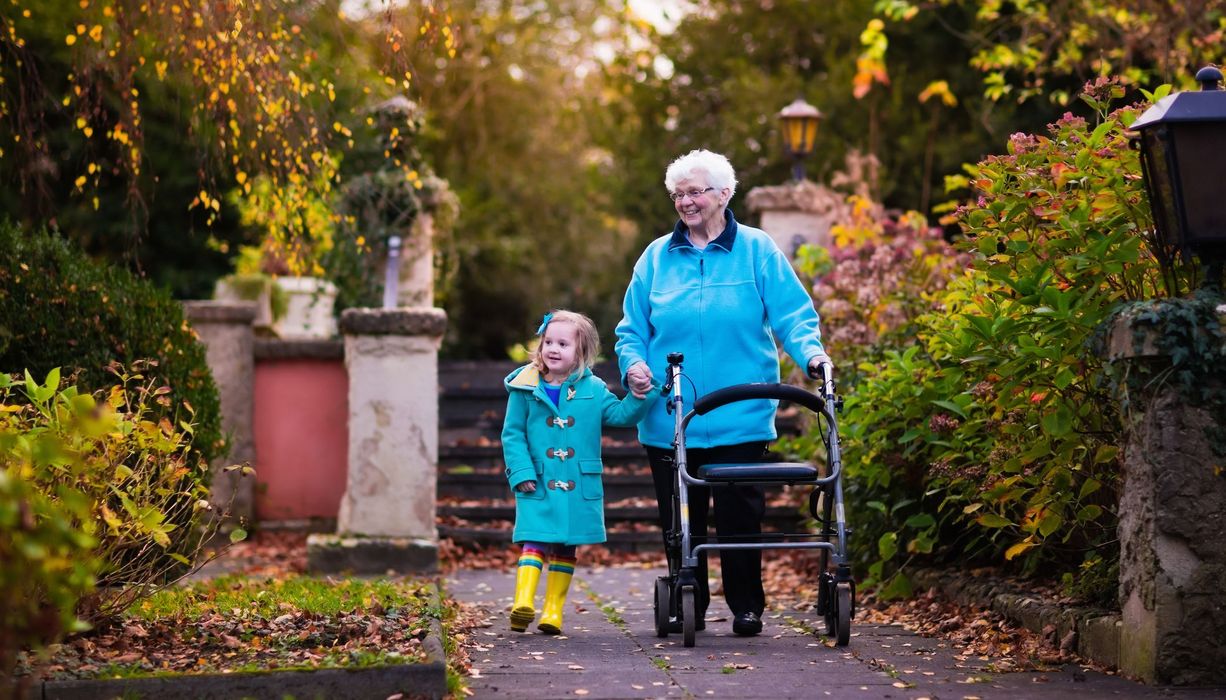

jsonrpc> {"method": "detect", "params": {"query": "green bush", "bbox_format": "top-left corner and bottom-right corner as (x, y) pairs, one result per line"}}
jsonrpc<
(0, 220), (223, 464)
(0, 466), (98, 691)
(828, 81), (1184, 601)
(0, 366), (223, 627)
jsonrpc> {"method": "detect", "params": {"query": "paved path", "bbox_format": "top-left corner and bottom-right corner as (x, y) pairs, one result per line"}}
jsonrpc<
(445, 565), (1224, 700)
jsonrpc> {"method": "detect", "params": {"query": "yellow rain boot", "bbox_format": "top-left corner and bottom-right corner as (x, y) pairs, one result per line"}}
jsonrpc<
(537, 560), (575, 635)
(509, 553), (543, 632)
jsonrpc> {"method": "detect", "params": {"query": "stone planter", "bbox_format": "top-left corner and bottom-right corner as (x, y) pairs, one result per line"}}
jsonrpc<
(213, 274), (277, 334)
(273, 276), (338, 339)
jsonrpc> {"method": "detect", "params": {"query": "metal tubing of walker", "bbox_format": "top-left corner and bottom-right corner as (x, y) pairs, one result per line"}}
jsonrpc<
(669, 363), (699, 571)
(825, 394), (848, 562)
(693, 541), (835, 556)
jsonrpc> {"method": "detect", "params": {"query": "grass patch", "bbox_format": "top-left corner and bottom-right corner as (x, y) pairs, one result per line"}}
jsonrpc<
(24, 575), (446, 683)
(130, 574), (428, 619)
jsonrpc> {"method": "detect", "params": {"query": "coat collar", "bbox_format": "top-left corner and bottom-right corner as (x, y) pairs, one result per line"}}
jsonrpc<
(505, 364), (593, 391)
(668, 208), (738, 252)
(505, 364), (595, 418)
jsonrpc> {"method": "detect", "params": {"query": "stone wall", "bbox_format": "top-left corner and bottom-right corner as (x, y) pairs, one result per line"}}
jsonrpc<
(1107, 314), (1226, 685)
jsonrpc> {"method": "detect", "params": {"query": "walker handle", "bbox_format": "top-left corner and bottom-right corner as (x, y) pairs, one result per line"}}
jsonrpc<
(691, 383), (826, 417)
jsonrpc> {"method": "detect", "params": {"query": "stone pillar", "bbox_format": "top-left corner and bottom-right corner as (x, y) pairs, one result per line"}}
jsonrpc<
(307, 307), (447, 574)
(182, 301), (257, 525)
(745, 179), (849, 256)
(1105, 313), (1226, 685)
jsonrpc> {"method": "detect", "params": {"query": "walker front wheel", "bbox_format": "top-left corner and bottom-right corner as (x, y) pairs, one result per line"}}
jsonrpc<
(681, 586), (696, 647)
(654, 577), (671, 638)
(833, 582), (852, 647)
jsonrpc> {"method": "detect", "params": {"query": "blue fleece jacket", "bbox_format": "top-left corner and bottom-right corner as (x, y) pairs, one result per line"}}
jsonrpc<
(614, 209), (825, 448)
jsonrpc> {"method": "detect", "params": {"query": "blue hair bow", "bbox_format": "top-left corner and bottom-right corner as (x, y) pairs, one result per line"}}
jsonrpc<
(536, 312), (554, 335)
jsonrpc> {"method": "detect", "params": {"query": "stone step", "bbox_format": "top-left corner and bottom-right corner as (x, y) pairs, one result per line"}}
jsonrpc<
(439, 471), (653, 500)
(439, 444), (648, 470)
(439, 525), (662, 553)
(438, 503), (807, 524)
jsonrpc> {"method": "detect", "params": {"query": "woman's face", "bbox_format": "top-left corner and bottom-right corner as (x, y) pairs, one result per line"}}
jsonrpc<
(672, 175), (724, 232)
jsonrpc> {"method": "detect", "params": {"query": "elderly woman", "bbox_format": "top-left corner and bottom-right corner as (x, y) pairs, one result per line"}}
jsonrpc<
(614, 149), (829, 637)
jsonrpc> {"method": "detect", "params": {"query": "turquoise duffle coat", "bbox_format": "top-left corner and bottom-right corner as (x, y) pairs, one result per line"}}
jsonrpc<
(502, 364), (655, 545)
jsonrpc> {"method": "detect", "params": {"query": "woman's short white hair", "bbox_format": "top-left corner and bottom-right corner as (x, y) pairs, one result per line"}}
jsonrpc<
(664, 149), (737, 200)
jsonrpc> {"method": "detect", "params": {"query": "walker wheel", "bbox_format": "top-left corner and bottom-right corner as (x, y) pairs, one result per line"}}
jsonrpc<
(833, 581), (852, 647)
(654, 577), (671, 638)
(681, 586), (696, 647)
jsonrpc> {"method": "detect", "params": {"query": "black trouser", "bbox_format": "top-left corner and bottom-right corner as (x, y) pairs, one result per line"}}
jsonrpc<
(645, 441), (768, 618)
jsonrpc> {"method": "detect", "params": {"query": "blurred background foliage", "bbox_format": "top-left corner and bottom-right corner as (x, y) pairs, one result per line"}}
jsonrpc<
(2, 0), (1223, 359)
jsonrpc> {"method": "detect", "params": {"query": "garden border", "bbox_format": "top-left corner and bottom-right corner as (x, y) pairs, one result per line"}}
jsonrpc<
(34, 584), (448, 700)
(911, 568), (1122, 672)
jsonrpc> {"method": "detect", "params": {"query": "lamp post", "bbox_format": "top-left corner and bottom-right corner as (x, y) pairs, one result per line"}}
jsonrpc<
(1131, 66), (1226, 289)
(778, 97), (822, 182)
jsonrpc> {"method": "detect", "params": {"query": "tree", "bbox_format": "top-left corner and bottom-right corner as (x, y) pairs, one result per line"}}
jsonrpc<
(864, 0), (1226, 106)
(0, 0), (451, 296)
(391, 0), (646, 357)
(594, 0), (1053, 234)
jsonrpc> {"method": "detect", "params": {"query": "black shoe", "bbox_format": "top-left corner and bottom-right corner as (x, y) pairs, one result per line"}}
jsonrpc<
(665, 616), (706, 633)
(732, 611), (763, 636)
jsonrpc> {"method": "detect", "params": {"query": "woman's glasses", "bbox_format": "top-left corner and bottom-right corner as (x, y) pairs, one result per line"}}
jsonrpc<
(668, 186), (716, 202)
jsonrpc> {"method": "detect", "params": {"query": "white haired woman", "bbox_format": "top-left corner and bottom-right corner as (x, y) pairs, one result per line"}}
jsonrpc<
(614, 149), (830, 636)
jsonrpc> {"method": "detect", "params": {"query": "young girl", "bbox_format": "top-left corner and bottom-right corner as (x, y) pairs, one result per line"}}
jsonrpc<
(501, 310), (656, 634)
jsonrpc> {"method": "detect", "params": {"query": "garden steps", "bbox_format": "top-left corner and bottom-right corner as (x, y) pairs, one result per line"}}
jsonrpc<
(436, 359), (812, 552)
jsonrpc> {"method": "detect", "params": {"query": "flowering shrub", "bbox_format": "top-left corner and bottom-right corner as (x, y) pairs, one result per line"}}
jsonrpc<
(796, 81), (1181, 602)
(797, 196), (969, 386)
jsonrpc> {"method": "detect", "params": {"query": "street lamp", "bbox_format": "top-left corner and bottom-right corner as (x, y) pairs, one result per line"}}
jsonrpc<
(778, 97), (823, 182)
(1131, 66), (1226, 287)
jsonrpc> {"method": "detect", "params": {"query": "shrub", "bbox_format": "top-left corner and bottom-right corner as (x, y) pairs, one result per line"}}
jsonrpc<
(0, 220), (223, 464)
(812, 81), (1182, 601)
(0, 366), (225, 627)
(0, 466), (98, 693)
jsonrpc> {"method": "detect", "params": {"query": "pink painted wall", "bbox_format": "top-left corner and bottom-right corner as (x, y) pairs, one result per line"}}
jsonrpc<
(253, 358), (348, 521)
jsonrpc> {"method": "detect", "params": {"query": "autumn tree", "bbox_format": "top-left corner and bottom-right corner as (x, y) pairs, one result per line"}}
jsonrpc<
(594, 0), (1054, 234)
(0, 0), (452, 295)
(389, 0), (649, 356)
(863, 0), (1226, 106)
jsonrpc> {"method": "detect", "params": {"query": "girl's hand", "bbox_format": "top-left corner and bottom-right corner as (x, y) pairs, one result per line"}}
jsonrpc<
(627, 361), (653, 396)
(515, 480), (537, 493)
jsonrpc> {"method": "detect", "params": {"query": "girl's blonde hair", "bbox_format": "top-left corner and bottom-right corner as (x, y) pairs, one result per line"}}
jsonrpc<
(530, 309), (600, 374)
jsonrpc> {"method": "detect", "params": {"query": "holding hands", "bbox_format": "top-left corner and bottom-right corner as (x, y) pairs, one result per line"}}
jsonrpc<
(627, 361), (654, 399)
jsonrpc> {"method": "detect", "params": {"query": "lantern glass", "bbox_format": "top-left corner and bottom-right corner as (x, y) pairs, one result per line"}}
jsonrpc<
(783, 116), (819, 156)
(1139, 126), (1182, 254)
(1173, 122), (1226, 247)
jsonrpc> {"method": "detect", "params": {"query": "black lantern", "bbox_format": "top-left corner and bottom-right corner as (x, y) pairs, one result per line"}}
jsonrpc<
(1131, 66), (1226, 285)
(778, 98), (823, 182)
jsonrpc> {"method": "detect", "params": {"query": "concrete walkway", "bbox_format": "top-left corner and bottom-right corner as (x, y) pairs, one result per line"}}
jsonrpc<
(445, 565), (1224, 700)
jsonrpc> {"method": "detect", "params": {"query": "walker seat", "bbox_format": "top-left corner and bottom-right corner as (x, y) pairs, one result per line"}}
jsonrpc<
(697, 462), (819, 482)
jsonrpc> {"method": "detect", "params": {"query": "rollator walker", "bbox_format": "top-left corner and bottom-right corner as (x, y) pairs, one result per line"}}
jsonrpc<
(653, 352), (855, 647)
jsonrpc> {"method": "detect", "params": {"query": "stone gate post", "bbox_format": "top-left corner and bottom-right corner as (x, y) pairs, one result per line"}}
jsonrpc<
(182, 301), (257, 525)
(1105, 313), (1226, 685)
(307, 307), (447, 574)
(745, 180), (848, 257)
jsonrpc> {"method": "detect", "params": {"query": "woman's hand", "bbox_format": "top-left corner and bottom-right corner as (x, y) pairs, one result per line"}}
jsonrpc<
(627, 361), (654, 398)
(515, 480), (537, 493)
(807, 353), (832, 379)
